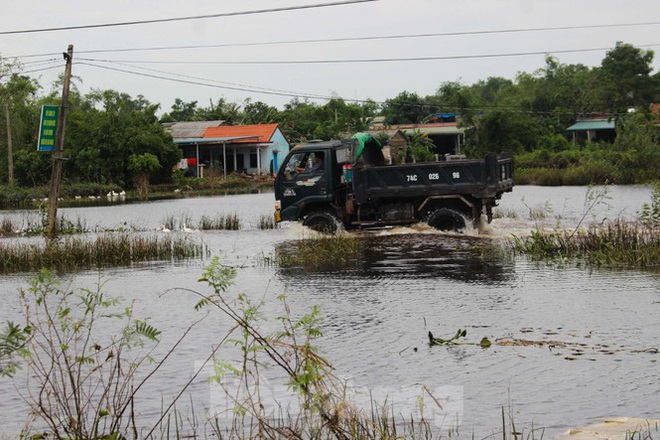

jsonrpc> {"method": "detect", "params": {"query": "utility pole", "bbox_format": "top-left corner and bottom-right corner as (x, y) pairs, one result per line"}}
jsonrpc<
(46, 44), (73, 239)
(5, 102), (14, 186)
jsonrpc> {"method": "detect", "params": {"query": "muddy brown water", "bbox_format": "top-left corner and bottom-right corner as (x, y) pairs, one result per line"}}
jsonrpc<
(0, 185), (658, 438)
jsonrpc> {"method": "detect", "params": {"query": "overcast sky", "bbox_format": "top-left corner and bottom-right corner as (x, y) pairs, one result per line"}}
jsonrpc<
(2, 0), (659, 113)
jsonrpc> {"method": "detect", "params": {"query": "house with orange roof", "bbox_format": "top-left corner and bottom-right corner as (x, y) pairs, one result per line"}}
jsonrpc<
(174, 123), (290, 177)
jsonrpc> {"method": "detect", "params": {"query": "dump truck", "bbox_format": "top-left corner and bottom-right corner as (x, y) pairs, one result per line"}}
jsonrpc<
(274, 134), (514, 233)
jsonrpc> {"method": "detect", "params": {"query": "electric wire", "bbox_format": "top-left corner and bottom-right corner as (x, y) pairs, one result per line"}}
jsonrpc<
(11, 21), (660, 59)
(21, 65), (63, 75)
(77, 61), (337, 102)
(76, 43), (660, 66)
(0, 0), (379, 36)
(106, 60), (333, 99)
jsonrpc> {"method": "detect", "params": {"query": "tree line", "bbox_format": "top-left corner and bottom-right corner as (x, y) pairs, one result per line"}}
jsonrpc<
(1, 41), (659, 191)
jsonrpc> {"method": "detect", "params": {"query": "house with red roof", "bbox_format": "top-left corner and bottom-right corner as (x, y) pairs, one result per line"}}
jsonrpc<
(173, 123), (290, 177)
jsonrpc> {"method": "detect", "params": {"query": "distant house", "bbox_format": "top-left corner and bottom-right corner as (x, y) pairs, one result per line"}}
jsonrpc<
(172, 123), (290, 178)
(566, 118), (616, 144)
(164, 120), (227, 139)
(364, 129), (407, 163)
(368, 120), (465, 156)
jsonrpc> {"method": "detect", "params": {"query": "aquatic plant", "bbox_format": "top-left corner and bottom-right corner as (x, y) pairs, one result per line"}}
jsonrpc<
(198, 213), (241, 230)
(0, 233), (207, 273)
(0, 211), (88, 237)
(510, 185), (660, 270)
(428, 329), (491, 348)
(638, 182), (660, 229)
(257, 213), (278, 229)
(268, 235), (361, 270)
(510, 219), (660, 269)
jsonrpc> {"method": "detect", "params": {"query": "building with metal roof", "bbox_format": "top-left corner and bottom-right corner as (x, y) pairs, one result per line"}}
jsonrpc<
(163, 120), (227, 139)
(566, 119), (616, 144)
(174, 123), (290, 178)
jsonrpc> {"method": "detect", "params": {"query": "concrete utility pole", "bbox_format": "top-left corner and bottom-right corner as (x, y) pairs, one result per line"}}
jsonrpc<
(5, 102), (13, 186)
(46, 44), (73, 239)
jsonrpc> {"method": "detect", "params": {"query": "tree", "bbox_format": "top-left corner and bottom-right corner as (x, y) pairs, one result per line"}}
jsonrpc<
(381, 91), (429, 125)
(129, 152), (161, 198)
(0, 59), (40, 186)
(161, 98), (199, 122)
(598, 41), (655, 113)
(428, 81), (478, 125)
(466, 110), (547, 155)
(242, 99), (280, 124)
(197, 97), (242, 123)
(65, 90), (180, 187)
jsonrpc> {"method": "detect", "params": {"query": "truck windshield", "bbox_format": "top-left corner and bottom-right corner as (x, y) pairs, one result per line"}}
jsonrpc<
(283, 151), (324, 180)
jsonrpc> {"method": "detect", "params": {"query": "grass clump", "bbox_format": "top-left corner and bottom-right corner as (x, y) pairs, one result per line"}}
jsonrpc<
(510, 220), (660, 269)
(1, 212), (88, 237)
(0, 233), (208, 273)
(267, 235), (361, 270)
(257, 213), (278, 229)
(198, 213), (241, 230)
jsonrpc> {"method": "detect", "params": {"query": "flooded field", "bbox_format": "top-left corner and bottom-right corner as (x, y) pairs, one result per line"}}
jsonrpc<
(0, 185), (658, 438)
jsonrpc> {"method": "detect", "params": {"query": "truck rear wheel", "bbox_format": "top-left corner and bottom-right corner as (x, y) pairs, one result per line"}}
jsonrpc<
(302, 210), (343, 235)
(427, 208), (467, 232)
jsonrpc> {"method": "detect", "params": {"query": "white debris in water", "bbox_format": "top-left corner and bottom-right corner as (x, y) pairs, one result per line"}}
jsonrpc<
(556, 417), (660, 440)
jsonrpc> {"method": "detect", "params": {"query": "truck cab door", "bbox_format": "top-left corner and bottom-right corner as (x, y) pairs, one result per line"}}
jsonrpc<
(275, 150), (332, 221)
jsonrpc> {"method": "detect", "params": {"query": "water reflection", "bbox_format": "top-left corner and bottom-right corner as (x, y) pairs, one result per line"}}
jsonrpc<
(276, 233), (515, 285)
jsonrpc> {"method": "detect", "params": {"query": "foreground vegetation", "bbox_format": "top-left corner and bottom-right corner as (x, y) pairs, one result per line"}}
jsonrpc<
(0, 261), (452, 439)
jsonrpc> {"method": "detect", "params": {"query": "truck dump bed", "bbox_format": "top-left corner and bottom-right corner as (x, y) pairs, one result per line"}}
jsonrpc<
(352, 154), (514, 203)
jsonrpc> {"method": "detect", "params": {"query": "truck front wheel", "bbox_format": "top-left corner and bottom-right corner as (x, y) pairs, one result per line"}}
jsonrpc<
(302, 210), (343, 235)
(427, 208), (467, 232)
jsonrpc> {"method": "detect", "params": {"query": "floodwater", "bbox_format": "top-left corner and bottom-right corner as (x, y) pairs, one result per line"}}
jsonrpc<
(0, 185), (658, 438)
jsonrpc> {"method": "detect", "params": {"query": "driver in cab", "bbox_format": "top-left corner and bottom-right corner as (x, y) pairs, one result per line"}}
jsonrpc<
(296, 153), (324, 173)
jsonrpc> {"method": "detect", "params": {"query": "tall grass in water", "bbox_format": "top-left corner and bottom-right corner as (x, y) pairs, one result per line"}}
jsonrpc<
(257, 213), (278, 229)
(198, 213), (241, 230)
(264, 235), (361, 270)
(0, 214), (88, 237)
(0, 233), (207, 273)
(510, 219), (660, 269)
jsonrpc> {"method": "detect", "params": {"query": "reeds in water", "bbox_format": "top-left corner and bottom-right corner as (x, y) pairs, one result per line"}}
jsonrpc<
(198, 213), (241, 230)
(257, 213), (278, 229)
(267, 235), (361, 270)
(0, 214), (88, 237)
(0, 233), (208, 273)
(160, 213), (241, 231)
(510, 219), (660, 269)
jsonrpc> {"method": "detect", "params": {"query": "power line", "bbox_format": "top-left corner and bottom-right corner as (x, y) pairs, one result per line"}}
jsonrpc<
(13, 21), (660, 59)
(77, 62), (337, 102)
(22, 65), (63, 75)
(107, 60), (333, 99)
(77, 43), (660, 66)
(0, 0), (379, 36)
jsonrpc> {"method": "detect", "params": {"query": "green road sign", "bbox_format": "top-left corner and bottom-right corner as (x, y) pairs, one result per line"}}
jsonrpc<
(37, 105), (59, 152)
